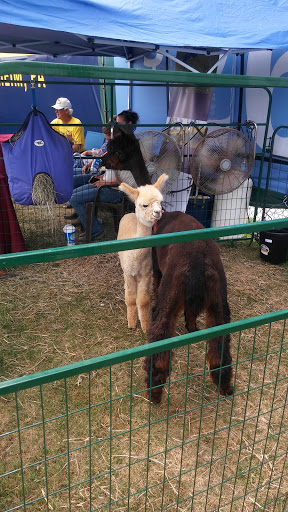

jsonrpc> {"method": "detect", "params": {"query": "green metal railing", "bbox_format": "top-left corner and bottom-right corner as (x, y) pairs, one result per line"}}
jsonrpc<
(1, 61), (288, 87)
(1, 310), (288, 511)
(0, 217), (288, 269)
(0, 60), (282, 217)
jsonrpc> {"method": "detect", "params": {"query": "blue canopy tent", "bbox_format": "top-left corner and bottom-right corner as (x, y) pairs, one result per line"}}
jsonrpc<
(0, 0), (288, 57)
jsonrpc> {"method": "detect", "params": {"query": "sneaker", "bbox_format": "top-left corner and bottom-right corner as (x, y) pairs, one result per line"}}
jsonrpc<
(93, 231), (104, 241)
(64, 212), (79, 220)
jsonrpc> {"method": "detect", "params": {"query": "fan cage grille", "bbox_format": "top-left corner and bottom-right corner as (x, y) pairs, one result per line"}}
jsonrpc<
(190, 128), (255, 195)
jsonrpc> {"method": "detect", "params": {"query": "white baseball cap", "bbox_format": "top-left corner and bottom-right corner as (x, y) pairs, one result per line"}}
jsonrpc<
(51, 97), (72, 110)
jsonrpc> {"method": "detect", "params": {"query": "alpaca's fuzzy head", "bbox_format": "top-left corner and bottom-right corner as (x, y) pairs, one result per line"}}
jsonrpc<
(119, 174), (168, 228)
(134, 185), (164, 227)
(104, 127), (138, 168)
(101, 127), (151, 187)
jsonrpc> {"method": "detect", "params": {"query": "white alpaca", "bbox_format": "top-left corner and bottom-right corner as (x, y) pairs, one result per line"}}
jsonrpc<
(117, 174), (168, 333)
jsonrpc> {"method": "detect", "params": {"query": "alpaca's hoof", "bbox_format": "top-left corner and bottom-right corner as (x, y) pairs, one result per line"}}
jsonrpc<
(220, 385), (234, 397)
(144, 389), (162, 404)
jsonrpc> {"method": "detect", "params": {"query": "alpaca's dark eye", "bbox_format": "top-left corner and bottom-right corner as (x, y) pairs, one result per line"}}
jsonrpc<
(142, 204), (148, 208)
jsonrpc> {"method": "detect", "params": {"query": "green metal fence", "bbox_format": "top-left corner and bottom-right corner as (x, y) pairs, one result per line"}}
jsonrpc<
(1, 309), (287, 512)
(1, 219), (288, 511)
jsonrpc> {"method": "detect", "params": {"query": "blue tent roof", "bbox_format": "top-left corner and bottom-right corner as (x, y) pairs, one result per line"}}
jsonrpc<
(0, 0), (288, 58)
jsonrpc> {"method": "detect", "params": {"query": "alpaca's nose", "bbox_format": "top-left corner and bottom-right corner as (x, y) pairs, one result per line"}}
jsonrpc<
(153, 207), (162, 218)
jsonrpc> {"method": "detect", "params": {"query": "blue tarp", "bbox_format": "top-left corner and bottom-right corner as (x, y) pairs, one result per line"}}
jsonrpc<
(0, 1), (288, 58)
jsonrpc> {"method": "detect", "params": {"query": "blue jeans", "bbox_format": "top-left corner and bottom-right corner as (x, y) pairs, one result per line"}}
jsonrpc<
(73, 164), (84, 176)
(69, 182), (123, 237)
(73, 173), (91, 188)
(73, 156), (84, 174)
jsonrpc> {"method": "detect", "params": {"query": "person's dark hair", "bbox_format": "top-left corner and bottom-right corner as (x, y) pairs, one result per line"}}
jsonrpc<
(116, 109), (139, 130)
(102, 125), (111, 136)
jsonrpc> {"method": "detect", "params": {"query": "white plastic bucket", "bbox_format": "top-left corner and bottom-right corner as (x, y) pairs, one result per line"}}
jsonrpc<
(210, 178), (253, 239)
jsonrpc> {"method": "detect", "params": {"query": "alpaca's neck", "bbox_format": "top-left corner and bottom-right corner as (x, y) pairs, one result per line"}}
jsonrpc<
(127, 153), (151, 186)
(135, 218), (153, 238)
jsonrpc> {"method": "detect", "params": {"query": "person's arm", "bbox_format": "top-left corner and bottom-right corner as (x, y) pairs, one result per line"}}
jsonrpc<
(72, 143), (82, 153)
(50, 119), (59, 133)
(72, 124), (85, 153)
(89, 170), (118, 188)
(92, 175), (118, 188)
(82, 161), (92, 174)
(81, 150), (93, 157)
(81, 148), (102, 157)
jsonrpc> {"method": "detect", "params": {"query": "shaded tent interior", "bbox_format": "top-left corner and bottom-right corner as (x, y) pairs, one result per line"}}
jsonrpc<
(1, 60), (287, 215)
(0, 0), (287, 234)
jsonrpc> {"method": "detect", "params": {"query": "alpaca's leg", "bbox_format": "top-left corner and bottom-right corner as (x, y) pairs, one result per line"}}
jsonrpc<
(145, 280), (184, 403)
(144, 350), (171, 403)
(184, 309), (198, 333)
(152, 248), (162, 301)
(124, 274), (138, 329)
(206, 333), (233, 396)
(136, 272), (152, 333)
(205, 295), (233, 396)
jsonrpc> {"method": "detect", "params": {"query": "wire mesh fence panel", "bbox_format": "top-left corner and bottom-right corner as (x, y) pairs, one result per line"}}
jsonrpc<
(5, 200), (122, 250)
(0, 159), (256, 253)
(2, 64), (287, 254)
(250, 126), (288, 223)
(1, 312), (287, 512)
(14, 203), (71, 249)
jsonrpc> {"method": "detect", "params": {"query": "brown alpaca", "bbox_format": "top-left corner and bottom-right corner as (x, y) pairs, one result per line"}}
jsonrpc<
(101, 132), (233, 403)
(117, 175), (168, 333)
(145, 211), (233, 403)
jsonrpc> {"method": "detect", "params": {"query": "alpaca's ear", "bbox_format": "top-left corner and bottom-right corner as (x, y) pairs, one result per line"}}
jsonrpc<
(154, 173), (169, 191)
(118, 182), (139, 203)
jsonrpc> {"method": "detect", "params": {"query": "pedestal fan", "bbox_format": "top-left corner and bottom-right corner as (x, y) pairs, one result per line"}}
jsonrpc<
(190, 127), (255, 195)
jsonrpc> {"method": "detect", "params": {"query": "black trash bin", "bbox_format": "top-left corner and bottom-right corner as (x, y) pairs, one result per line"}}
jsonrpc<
(260, 228), (288, 264)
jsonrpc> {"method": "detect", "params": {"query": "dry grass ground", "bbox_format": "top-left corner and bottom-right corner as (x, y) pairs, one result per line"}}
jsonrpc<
(0, 227), (288, 511)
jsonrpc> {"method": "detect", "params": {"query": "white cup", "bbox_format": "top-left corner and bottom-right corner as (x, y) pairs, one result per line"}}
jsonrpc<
(63, 224), (76, 246)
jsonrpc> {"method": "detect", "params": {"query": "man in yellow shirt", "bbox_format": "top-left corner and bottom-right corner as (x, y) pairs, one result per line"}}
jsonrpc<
(51, 97), (85, 153)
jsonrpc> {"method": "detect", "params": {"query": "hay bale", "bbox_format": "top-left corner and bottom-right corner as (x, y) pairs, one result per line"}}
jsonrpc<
(32, 173), (57, 231)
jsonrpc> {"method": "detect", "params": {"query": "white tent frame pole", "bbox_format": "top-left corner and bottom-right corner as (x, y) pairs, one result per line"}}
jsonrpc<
(156, 49), (200, 73)
(207, 50), (231, 73)
(128, 61), (132, 110)
(157, 48), (232, 74)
